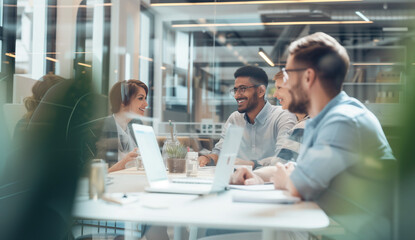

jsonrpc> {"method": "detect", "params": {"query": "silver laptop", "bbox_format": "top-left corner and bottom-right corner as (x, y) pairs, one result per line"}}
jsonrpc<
(132, 124), (243, 195)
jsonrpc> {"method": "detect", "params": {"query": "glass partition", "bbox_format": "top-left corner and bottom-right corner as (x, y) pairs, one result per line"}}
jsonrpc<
(0, 1), (414, 238)
(149, 0), (414, 135)
(3, 0), (414, 136)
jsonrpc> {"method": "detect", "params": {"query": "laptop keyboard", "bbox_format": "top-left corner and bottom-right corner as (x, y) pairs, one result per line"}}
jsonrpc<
(171, 177), (213, 185)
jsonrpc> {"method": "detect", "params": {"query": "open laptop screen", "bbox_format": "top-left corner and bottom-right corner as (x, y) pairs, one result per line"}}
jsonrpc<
(132, 124), (168, 182)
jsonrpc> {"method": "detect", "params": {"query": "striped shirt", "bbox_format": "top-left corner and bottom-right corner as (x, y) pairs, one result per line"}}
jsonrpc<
(259, 115), (309, 166)
(275, 115), (309, 163)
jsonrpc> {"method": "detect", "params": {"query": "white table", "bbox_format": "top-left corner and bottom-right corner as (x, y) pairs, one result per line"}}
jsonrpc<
(73, 168), (329, 240)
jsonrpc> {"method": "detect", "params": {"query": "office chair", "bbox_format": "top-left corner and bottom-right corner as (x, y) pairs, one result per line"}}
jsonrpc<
(1, 79), (93, 240)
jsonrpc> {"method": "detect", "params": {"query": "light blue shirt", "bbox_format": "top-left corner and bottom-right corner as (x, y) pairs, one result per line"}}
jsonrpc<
(212, 101), (296, 167)
(290, 91), (395, 200)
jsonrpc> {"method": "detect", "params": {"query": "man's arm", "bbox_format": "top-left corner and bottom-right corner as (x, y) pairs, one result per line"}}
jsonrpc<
(198, 154), (218, 167)
(234, 158), (254, 168)
(199, 115), (237, 166)
(231, 163), (297, 185)
(233, 111), (295, 169)
(289, 117), (360, 200)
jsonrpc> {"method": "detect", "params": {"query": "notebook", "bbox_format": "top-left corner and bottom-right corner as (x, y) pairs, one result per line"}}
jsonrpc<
(232, 190), (301, 204)
(132, 124), (243, 195)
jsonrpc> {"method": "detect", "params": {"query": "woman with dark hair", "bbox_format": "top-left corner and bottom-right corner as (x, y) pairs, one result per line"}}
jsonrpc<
(96, 79), (148, 172)
(14, 73), (65, 138)
(95, 80), (169, 240)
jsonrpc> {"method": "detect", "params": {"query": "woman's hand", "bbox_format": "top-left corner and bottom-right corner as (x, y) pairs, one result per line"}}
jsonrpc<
(108, 148), (138, 173)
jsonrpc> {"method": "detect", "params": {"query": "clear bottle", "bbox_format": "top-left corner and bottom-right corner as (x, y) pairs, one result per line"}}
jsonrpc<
(186, 152), (199, 177)
(380, 91), (387, 103)
(375, 91), (381, 103)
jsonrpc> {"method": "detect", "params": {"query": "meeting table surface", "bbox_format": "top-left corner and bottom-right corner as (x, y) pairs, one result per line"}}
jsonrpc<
(73, 167), (329, 240)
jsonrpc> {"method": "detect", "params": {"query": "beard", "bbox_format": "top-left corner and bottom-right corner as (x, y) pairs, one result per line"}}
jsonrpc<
(288, 81), (309, 115)
(237, 91), (259, 114)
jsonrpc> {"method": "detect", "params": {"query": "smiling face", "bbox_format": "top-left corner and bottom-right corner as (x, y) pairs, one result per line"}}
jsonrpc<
(273, 77), (291, 110)
(125, 87), (148, 116)
(285, 55), (310, 115)
(233, 76), (260, 114)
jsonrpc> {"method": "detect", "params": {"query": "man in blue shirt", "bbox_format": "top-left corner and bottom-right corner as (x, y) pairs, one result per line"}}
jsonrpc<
(199, 66), (296, 169)
(232, 32), (395, 239)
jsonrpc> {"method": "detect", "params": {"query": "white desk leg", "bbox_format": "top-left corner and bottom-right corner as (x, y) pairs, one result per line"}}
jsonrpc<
(188, 226), (198, 240)
(174, 226), (183, 240)
(262, 229), (276, 240)
(124, 221), (139, 240)
(262, 229), (290, 240)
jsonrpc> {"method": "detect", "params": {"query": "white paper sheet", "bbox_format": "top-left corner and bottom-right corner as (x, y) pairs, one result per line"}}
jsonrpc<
(228, 184), (275, 191)
(232, 190), (301, 204)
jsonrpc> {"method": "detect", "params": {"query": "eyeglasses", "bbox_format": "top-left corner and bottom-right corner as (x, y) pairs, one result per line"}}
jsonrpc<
(282, 67), (308, 83)
(229, 85), (259, 95)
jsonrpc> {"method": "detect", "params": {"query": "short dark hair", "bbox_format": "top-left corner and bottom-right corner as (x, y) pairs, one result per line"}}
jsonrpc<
(234, 66), (269, 87)
(288, 32), (350, 96)
(109, 79), (148, 113)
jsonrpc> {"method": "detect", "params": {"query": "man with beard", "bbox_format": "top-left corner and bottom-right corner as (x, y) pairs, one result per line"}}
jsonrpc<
(230, 32), (395, 240)
(198, 66), (296, 169)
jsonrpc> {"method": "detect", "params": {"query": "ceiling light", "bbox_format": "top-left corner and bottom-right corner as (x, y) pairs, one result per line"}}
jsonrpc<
(78, 62), (92, 68)
(28, 52), (61, 55)
(151, 0), (361, 7)
(139, 56), (154, 62)
(5, 53), (16, 58)
(382, 27), (408, 32)
(172, 20), (372, 28)
(46, 57), (58, 62)
(258, 48), (275, 67)
(355, 11), (370, 22)
(217, 34), (227, 44)
(352, 63), (399, 66)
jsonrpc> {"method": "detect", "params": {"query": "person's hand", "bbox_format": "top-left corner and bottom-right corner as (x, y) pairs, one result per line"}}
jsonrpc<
(285, 162), (296, 173)
(271, 162), (294, 189)
(198, 155), (209, 167)
(108, 148), (138, 173)
(121, 148), (139, 168)
(253, 166), (277, 182)
(271, 162), (301, 198)
(230, 167), (264, 185)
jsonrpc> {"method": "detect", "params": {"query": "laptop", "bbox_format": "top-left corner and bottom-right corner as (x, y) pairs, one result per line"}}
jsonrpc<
(132, 124), (243, 195)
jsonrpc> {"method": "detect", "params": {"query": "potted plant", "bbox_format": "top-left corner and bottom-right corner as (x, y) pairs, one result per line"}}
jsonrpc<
(163, 142), (187, 173)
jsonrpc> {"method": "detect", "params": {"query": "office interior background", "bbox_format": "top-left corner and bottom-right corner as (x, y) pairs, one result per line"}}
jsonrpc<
(0, 0), (414, 239)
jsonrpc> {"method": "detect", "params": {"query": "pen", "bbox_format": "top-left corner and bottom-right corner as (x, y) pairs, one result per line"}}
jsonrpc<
(101, 195), (123, 205)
